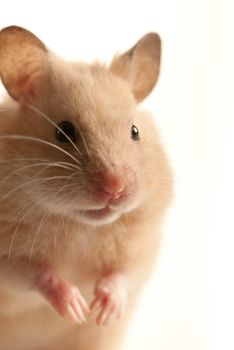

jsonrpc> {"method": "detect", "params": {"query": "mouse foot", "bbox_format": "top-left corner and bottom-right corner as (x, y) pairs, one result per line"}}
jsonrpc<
(37, 271), (90, 324)
(90, 272), (127, 326)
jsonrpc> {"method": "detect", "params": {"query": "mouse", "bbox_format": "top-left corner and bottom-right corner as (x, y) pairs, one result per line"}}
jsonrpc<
(0, 26), (173, 350)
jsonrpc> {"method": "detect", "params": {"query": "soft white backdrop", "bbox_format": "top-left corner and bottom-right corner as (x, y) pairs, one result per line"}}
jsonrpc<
(1, 1), (233, 349)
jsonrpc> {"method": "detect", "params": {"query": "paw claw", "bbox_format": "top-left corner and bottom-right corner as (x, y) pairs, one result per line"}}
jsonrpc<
(67, 303), (81, 324)
(37, 272), (89, 324)
(90, 273), (127, 326)
(71, 298), (86, 324)
(90, 298), (102, 313)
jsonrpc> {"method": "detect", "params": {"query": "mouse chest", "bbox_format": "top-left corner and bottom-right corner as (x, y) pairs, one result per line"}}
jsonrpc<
(74, 229), (124, 273)
(41, 222), (126, 276)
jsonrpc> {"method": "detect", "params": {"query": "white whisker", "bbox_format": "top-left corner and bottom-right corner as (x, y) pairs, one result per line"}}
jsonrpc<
(74, 121), (91, 160)
(8, 171), (78, 259)
(29, 105), (83, 159)
(53, 212), (66, 254)
(0, 175), (76, 203)
(0, 161), (78, 188)
(28, 186), (76, 260)
(8, 205), (32, 260)
(0, 158), (80, 171)
(0, 135), (81, 167)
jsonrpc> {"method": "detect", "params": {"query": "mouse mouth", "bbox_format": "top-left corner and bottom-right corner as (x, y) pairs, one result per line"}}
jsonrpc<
(82, 206), (113, 220)
(73, 205), (122, 225)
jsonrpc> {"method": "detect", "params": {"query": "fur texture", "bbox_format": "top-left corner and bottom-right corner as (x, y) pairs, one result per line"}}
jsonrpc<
(0, 26), (173, 350)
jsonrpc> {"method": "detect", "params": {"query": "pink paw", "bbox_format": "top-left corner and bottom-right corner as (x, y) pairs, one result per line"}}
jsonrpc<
(37, 271), (90, 324)
(90, 273), (127, 326)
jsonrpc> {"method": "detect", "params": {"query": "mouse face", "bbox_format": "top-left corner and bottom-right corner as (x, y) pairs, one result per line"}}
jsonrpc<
(19, 64), (143, 226)
(0, 26), (162, 226)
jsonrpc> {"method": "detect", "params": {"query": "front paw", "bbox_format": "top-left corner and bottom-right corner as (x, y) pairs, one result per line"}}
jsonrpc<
(37, 271), (90, 324)
(90, 273), (127, 326)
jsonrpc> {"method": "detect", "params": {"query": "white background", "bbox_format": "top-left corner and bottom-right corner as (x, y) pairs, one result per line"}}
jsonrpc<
(1, 1), (234, 349)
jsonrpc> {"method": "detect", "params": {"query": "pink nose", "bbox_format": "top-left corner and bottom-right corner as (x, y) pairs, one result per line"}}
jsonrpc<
(100, 174), (125, 199)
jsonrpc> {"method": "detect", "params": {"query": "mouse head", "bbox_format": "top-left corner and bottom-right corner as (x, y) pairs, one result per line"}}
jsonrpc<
(0, 26), (161, 226)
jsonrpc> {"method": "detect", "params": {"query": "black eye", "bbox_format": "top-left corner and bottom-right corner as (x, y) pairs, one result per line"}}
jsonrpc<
(131, 125), (140, 141)
(56, 121), (77, 143)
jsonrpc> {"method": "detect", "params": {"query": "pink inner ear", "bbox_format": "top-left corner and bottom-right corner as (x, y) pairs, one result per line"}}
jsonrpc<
(4, 67), (47, 103)
(0, 26), (48, 103)
(15, 71), (45, 100)
(14, 74), (32, 97)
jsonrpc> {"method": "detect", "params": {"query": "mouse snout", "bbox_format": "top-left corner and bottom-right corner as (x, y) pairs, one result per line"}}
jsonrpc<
(102, 174), (125, 199)
(97, 172), (125, 200)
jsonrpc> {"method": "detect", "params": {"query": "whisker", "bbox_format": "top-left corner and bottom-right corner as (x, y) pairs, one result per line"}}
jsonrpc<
(0, 157), (80, 171)
(28, 186), (76, 260)
(7, 170), (78, 259)
(0, 157), (81, 171)
(8, 205), (32, 260)
(53, 211), (66, 254)
(0, 162), (78, 187)
(161, 95), (193, 128)
(0, 135), (81, 167)
(64, 214), (70, 243)
(29, 105), (83, 159)
(74, 121), (91, 160)
(62, 215), (69, 241)
(0, 175), (76, 204)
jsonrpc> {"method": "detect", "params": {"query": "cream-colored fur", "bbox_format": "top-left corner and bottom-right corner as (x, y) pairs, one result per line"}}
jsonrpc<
(0, 26), (173, 350)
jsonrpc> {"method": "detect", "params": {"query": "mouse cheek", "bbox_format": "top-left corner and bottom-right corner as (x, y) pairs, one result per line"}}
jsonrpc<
(119, 166), (140, 203)
(118, 178), (140, 209)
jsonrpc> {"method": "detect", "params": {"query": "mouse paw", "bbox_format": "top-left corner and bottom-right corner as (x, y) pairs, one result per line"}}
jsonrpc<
(90, 273), (127, 326)
(37, 271), (90, 324)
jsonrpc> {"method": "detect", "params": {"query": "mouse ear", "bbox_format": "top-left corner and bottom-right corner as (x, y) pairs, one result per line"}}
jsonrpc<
(0, 26), (49, 103)
(110, 33), (161, 102)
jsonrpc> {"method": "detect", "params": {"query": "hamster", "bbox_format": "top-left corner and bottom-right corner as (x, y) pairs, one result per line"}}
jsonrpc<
(0, 26), (173, 350)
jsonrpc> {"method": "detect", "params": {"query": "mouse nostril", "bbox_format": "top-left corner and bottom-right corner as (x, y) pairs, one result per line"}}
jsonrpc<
(99, 173), (125, 200)
(103, 187), (124, 199)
